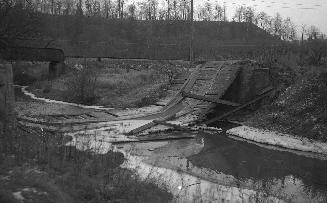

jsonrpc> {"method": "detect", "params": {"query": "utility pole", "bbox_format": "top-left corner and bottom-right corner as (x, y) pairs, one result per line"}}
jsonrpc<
(189, 0), (194, 62)
(223, 2), (226, 22)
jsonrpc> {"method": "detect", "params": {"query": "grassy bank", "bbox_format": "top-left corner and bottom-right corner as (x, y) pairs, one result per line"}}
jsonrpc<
(0, 126), (172, 203)
(27, 59), (187, 108)
(242, 62), (327, 142)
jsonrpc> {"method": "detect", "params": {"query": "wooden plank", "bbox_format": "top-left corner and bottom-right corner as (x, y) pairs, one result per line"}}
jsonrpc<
(162, 64), (202, 110)
(153, 120), (191, 131)
(181, 91), (240, 107)
(103, 110), (119, 117)
(203, 88), (273, 125)
(171, 79), (187, 84)
(127, 121), (156, 135)
(205, 66), (240, 97)
(256, 86), (274, 96)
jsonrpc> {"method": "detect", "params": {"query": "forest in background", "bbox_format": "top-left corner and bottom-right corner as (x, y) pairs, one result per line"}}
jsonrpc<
(2, 0), (325, 60)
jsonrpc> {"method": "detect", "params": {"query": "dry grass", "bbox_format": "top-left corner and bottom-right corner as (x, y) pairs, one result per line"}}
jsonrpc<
(0, 125), (172, 203)
(28, 59), (184, 108)
(96, 68), (169, 107)
(245, 65), (327, 141)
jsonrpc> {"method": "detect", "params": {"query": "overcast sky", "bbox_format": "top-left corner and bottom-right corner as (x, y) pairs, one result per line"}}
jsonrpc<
(192, 0), (327, 35)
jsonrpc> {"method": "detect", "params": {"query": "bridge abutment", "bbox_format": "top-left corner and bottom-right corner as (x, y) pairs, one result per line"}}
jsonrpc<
(0, 64), (16, 152)
(221, 61), (271, 104)
(49, 61), (65, 80)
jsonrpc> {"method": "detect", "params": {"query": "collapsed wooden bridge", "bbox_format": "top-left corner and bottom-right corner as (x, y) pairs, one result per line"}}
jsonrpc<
(17, 60), (273, 134)
(127, 60), (272, 134)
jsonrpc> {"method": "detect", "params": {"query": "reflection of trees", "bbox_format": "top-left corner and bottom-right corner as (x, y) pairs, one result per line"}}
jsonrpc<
(187, 135), (327, 197)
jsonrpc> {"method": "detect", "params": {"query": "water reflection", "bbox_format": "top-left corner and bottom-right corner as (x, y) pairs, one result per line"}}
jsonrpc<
(115, 132), (327, 202)
(189, 135), (327, 198)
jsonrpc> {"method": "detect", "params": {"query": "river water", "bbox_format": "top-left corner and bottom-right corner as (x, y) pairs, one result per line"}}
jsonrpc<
(113, 131), (327, 202)
(16, 86), (327, 202)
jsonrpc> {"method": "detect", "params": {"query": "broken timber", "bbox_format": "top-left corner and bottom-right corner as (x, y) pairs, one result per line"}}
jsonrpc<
(181, 91), (240, 107)
(153, 120), (191, 131)
(203, 86), (273, 125)
(128, 60), (272, 135)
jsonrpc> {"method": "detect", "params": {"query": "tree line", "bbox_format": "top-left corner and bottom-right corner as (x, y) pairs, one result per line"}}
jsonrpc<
(1, 0), (325, 52)
(3, 0), (324, 40)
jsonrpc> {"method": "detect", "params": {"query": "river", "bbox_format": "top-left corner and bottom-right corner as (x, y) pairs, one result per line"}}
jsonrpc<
(113, 131), (327, 202)
(15, 86), (327, 202)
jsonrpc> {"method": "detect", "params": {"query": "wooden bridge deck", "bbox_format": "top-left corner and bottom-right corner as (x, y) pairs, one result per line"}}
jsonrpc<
(128, 60), (243, 134)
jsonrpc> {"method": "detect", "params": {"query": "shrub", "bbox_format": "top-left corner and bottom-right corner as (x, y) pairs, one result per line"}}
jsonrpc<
(65, 68), (98, 105)
(306, 39), (327, 65)
(0, 124), (172, 203)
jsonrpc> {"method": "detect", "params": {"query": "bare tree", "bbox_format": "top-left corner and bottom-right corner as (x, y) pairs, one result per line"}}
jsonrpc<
(116, 0), (126, 19)
(213, 2), (224, 21)
(281, 17), (296, 40)
(136, 0), (158, 20)
(127, 3), (136, 19)
(93, 0), (101, 16)
(306, 25), (320, 40)
(244, 6), (255, 23)
(62, 0), (75, 15)
(179, 0), (190, 20)
(76, 0), (83, 16)
(137, 1), (148, 20)
(300, 24), (307, 42)
(85, 0), (92, 16)
(256, 11), (268, 29)
(273, 13), (283, 38)
(233, 5), (245, 22)
(102, 0), (115, 18)
(166, 0), (170, 20)
(198, 1), (213, 21)
(157, 5), (166, 20)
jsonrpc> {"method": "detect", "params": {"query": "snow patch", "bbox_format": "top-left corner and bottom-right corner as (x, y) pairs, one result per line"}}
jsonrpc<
(12, 191), (24, 201)
(22, 187), (48, 195)
(227, 126), (327, 155)
(66, 120), (153, 153)
(17, 85), (114, 110)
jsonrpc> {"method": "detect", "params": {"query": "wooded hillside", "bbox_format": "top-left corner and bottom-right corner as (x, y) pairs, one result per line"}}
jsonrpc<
(18, 14), (279, 60)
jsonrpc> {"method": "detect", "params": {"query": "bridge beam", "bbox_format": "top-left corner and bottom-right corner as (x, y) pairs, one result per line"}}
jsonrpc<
(181, 91), (240, 107)
(203, 87), (273, 125)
